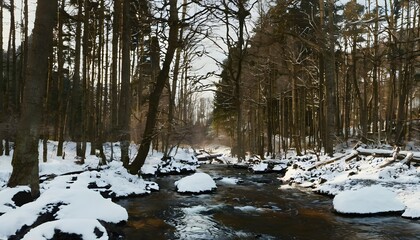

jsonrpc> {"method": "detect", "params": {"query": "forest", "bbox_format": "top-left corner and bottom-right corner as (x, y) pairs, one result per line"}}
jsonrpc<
(214, 0), (420, 159)
(0, 0), (419, 194)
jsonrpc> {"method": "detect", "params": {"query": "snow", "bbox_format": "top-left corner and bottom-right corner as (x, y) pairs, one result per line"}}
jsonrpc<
(140, 148), (198, 175)
(218, 177), (240, 184)
(234, 205), (265, 212)
(0, 187), (128, 238)
(158, 157), (197, 174)
(250, 163), (269, 173)
(0, 141), (159, 239)
(333, 185), (405, 214)
(279, 144), (420, 218)
(1, 140), (420, 238)
(21, 219), (108, 240)
(175, 172), (217, 193)
(0, 186), (30, 214)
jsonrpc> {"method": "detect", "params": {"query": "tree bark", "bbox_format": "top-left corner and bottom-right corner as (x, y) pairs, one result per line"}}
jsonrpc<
(111, 0), (121, 140)
(7, 0), (57, 198)
(56, 0), (66, 157)
(324, 0), (337, 156)
(0, 0), (3, 156)
(120, 0), (131, 167)
(69, 0), (83, 157)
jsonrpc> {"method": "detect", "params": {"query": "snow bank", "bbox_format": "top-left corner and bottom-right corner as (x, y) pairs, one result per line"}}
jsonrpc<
(0, 141), (162, 239)
(279, 145), (420, 218)
(21, 219), (108, 240)
(333, 185), (405, 214)
(400, 191), (420, 219)
(0, 188), (127, 239)
(175, 173), (217, 193)
(0, 186), (30, 214)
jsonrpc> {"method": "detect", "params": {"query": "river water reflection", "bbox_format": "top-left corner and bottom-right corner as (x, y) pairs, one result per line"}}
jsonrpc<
(117, 164), (419, 240)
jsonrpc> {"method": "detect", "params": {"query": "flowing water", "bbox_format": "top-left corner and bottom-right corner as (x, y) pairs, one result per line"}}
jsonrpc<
(117, 164), (420, 240)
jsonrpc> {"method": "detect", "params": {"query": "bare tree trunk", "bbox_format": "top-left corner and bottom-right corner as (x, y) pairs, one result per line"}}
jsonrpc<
(166, 0), (187, 156)
(70, 0), (84, 158)
(111, 0), (121, 141)
(233, 0), (249, 161)
(0, 0), (3, 156)
(371, 0), (380, 140)
(324, 0), (337, 156)
(318, 0), (325, 153)
(10, 0), (18, 109)
(21, 0), (28, 105)
(56, 0), (66, 157)
(8, 0), (57, 198)
(96, 0), (107, 165)
(384, 0), (397, 142)
(119, 0), (131, 167)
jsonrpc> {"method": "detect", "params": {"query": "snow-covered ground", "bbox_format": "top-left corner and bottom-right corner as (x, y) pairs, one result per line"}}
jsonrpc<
(278, 144), (420, 219)
(0, 141), (193, 239)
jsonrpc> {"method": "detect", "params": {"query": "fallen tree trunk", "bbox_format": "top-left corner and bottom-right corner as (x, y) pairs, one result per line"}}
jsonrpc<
(306, 146), (419, 171)
(307, 150), (358, 171)
(356, 147), (420, 163)
(399, 152), (414, 165)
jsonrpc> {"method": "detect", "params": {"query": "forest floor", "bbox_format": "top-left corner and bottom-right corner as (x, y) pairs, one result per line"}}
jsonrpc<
(0, 140), (419, 239)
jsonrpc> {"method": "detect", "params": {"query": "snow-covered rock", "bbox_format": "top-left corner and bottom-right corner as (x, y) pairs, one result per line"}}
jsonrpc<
(218, 177), (240, 185)
(333, 185), (405, 215)
(140, 149), (199, 176)
(158, 156), (197, 175)
(250, 163), (269, 173)
(175, 173), (217, 193)
(21, 219), (108, 240)
(0, 188), (127, 239)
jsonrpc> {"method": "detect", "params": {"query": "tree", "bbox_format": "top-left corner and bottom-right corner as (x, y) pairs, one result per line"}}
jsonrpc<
(324, 0), (337, 156)
(68, 0), (84, 159)
(111, 0), (121, 143)
(208, 0), (255, 160)
(129, 0), (179, 174)
(119, 0), (132, 167)
(0, 0), (4, 156)
(7, 0), (57, 198)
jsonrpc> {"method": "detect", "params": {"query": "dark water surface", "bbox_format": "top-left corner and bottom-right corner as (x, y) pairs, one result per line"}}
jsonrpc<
(117, 164), (420, 240)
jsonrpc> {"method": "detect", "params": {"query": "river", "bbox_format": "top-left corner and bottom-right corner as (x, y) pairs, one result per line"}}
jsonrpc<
(117, 164), (420, 240)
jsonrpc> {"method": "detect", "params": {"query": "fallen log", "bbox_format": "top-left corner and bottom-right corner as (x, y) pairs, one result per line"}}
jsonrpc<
(304, 146), (419, 172)
(378, 147), (400, 168)
(399, 152), (414, 165)
(378, 157), (397, 168)
(307, 150), (358, 171)
(356, 147), (395, 158)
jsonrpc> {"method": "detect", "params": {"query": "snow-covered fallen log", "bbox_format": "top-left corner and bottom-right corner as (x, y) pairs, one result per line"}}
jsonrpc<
(306, 150), (358, 171)
(356, 147), (420, 163)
